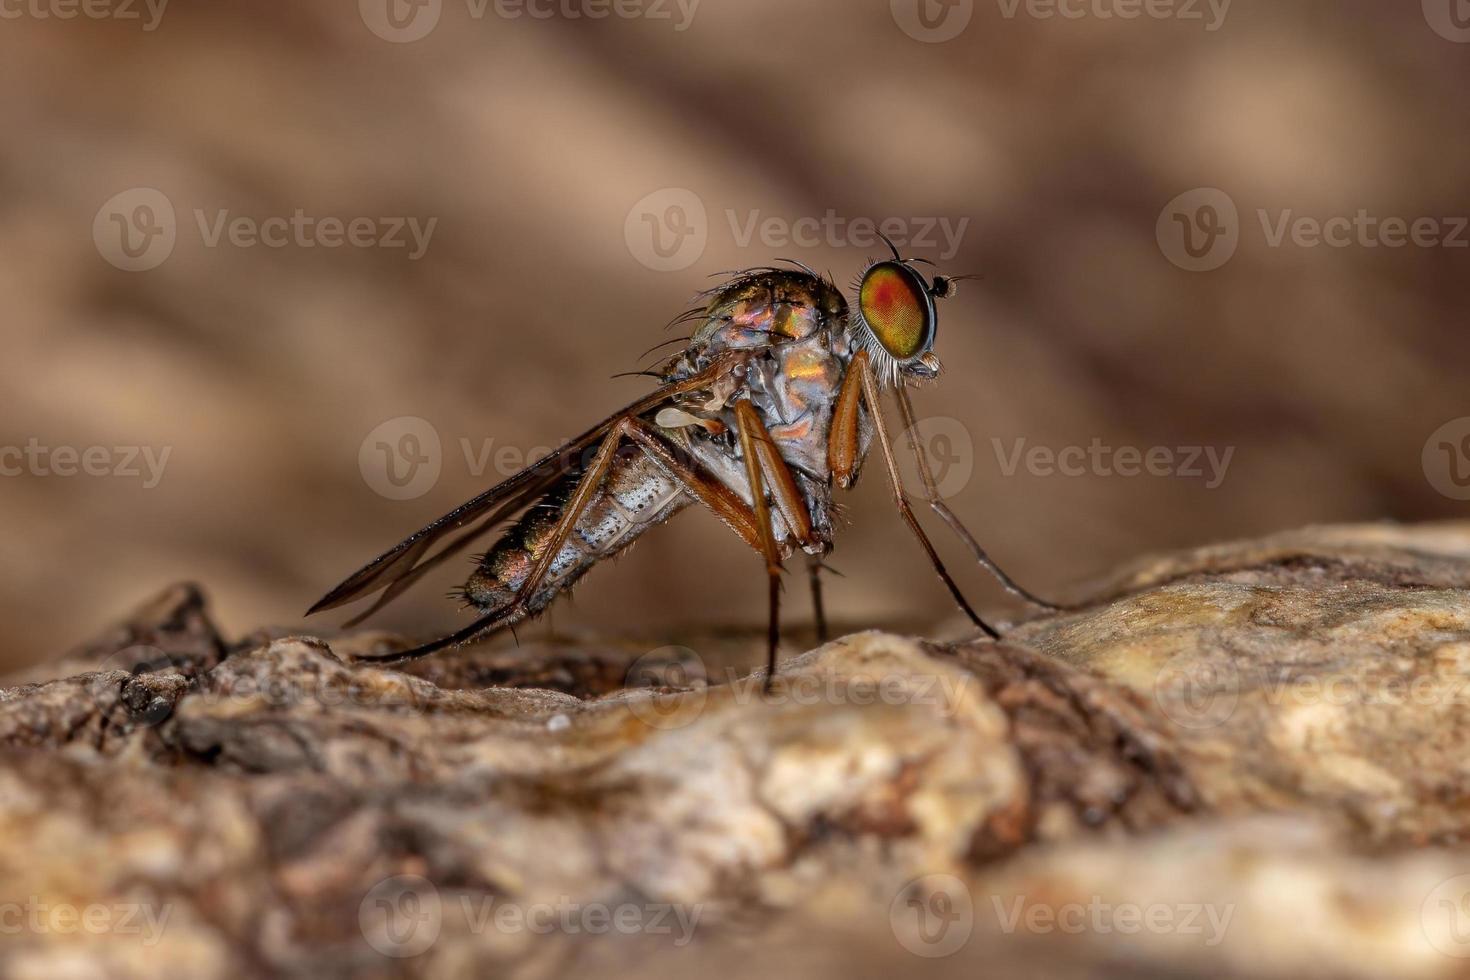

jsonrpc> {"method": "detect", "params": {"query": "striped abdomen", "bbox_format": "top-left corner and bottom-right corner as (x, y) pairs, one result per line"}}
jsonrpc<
(463, 447), (690, 620)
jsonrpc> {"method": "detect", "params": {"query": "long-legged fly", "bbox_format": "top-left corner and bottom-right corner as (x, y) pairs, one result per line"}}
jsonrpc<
(309, 240), (1056, 678)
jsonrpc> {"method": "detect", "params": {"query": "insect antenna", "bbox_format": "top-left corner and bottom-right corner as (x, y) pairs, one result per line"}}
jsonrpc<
(609, 370), (664, 381)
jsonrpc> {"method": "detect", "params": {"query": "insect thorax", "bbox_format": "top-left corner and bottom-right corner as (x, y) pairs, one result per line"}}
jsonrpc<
(657, 268), (874, 554)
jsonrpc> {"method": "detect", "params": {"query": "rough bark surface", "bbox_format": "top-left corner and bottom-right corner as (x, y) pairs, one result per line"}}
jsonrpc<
(6, 523), (1470, 979)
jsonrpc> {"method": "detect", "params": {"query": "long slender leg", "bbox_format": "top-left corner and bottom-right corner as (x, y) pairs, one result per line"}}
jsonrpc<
(894, 385), (1060, 611)
(621, 420), (765, 551)
(849, 351), (1000, 639)
(806, 555), (829, 643)
(630, 418), (837, 674)
(735, 399), (788, 686)
(733, 407), (829, 646)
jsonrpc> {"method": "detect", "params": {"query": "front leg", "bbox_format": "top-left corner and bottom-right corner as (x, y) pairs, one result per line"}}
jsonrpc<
(829, 351), (999, 639)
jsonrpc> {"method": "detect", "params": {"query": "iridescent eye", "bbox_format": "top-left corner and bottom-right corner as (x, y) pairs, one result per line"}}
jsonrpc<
(858, 261), (936, 362)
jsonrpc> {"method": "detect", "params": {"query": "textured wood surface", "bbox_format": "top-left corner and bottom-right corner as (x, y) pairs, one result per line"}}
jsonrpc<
(6, 523), (1470, 978)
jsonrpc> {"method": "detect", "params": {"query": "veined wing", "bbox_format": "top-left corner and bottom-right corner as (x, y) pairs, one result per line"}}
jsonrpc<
(306, 359), (735, 620)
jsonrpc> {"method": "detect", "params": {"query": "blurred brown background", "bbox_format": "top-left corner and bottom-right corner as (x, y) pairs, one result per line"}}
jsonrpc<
(2, 0), (1467, 671)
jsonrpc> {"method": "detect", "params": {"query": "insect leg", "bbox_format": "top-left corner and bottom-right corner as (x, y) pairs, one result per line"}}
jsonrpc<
(894, 384), (1060, 612)
(619, 421), (772, 551)
(734, 399), (789, 687)
(634, 414), (827, 661)
(733, 405), (828, 650)
(630, 417), (842, 669)
(807, 555), (829, 643)
(741, 410), (818, 550)
(850, 351), (1000, 640)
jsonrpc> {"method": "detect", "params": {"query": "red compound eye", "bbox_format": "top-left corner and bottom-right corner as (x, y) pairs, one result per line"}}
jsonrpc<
(858, 261), (935, 361)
